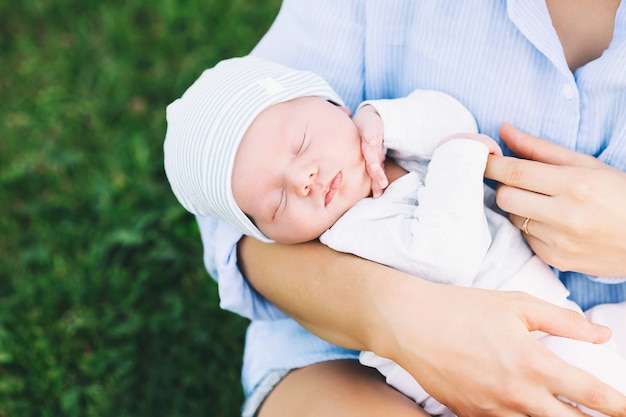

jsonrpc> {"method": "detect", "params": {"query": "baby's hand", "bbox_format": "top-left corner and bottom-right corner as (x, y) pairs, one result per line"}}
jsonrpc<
(353, 105), (388, 198)
(442, 132), (503, 156)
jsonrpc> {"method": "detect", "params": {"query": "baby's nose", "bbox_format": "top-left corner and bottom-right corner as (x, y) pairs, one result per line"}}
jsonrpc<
(288, 164), (318, 197)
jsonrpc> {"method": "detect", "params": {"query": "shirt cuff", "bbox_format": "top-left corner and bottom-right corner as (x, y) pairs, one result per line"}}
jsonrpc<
(588, 275), (626, 284)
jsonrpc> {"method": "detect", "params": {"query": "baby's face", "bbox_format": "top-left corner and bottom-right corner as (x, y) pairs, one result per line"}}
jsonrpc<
(232, 96), (371, 244)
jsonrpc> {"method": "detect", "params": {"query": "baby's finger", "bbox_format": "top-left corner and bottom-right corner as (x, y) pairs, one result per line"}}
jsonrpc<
(361, 138), (386, 190)
(371, 182), (385, 199)
(365, 157), (387, 198)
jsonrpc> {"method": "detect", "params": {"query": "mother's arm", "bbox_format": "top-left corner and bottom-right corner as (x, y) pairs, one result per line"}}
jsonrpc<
(238, 237), (626, 417)
(485, 123), (626, 278)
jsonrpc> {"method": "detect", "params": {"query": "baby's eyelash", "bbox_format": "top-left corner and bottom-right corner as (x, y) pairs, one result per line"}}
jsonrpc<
(296, 133), (306, 154)
(296, 125), (309, 155)
(273, 189), (285, 219)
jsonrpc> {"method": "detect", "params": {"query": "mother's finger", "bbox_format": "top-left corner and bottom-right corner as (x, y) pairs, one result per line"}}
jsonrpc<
(510, 214), (538, 237)
(485, 155), (562, 195)
(499, 123), (603, 168)
(545, 355), (626, 417)
(525, 393), (590, 417)
(506, 213), (550, 252)
(494, 181), (559, 217)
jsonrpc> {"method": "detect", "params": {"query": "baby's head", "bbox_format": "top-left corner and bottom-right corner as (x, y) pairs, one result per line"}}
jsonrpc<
(164, 56), (370, 244)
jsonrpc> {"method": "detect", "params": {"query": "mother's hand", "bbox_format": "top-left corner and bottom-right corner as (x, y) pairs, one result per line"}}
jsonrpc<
(484, 123), (626, 277)
(376, 280), (624, 417)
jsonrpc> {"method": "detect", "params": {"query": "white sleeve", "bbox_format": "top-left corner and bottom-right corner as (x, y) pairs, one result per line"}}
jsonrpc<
(412, 139), (493, 284)
(361, 89), (478, 157)
(321, 139), (493, 286)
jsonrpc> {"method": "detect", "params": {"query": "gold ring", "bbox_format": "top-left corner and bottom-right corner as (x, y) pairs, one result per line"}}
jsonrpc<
(521, 217), (531, 235)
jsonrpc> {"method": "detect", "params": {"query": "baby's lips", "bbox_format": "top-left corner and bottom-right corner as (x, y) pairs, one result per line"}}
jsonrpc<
(325, 172), (343, 206)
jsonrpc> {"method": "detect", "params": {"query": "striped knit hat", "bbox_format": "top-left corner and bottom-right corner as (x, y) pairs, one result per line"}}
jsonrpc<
(163, 56), (343, 242)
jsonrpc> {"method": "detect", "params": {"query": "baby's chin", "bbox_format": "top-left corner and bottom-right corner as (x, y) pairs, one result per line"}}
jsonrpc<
(267, 227), (326, 245)
(275, 218), (346, 245)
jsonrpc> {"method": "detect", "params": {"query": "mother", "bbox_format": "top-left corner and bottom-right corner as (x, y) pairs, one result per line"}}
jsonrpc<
(197, 1), (626, 416)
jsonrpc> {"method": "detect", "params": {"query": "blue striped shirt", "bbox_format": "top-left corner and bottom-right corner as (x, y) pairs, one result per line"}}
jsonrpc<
(196, 0), (626, 397)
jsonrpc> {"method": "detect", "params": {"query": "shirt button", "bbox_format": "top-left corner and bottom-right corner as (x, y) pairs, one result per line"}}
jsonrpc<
(562, 84), (576, 100)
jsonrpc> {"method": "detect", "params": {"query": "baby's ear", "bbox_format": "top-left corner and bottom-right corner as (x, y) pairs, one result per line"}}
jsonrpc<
(337, 105), (352, 117)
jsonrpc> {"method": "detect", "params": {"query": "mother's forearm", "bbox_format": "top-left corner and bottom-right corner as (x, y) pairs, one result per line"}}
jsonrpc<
(237, 236), (420, 353)
(237, 237), (626, 417)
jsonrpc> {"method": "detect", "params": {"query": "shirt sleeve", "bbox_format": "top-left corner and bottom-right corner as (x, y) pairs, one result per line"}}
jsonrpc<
(589, 276), (626, 284)
(196, 215), (287, 320)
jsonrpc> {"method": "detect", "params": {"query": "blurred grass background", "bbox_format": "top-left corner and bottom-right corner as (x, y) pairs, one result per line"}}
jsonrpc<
(1, 1), (281, 416)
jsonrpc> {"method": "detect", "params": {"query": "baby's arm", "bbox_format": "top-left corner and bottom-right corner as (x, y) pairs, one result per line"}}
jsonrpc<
(354, 89), (480, 197)
(329, 90), (503, 285)
(322, 136), (502, 286)
(365, 89), (479, 153)
(413, 138), (498, 284)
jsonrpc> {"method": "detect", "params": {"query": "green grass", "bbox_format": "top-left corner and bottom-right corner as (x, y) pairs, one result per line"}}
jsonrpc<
(0, 1), (281, 416)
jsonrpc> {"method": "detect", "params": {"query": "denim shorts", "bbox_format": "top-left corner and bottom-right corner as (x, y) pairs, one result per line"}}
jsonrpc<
(240, 319), (360, 416)
(241, 369), (291, 417)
